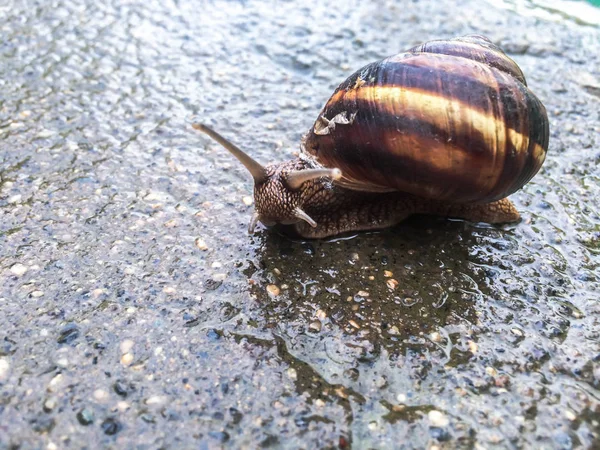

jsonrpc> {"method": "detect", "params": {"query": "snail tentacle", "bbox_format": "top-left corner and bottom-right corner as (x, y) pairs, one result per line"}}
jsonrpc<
(248, 212), (261, 234)
(193, 123), (267, 184)
(285, 168), (342, 190)
(293, 207), (317, 228)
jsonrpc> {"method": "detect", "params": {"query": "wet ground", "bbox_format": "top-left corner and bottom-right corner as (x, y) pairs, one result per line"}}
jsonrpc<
(1, 0), (599, 448)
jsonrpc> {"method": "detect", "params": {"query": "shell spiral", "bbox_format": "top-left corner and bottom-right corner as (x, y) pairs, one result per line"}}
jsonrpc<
(302, 35), (549, 203)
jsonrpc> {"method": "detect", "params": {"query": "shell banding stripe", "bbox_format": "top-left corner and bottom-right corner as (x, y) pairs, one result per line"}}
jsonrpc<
(410, 36), (527, 85)
(306, 51), (548, 203)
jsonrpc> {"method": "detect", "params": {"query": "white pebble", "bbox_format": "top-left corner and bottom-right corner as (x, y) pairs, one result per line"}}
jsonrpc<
(486, 366), (498, 377)
(117, 401), (130, 412)
(8, 194), (22, 204)
(93, 389), (109, 401)
(31, 290), (44, 298)
(121, 353), (134, 365)
(468, 341), (478, 354)
(0, 358), (10, 381)
(430, 332), (442, 342)
(146, 395), (165, 405)
(212, 273), (227, 282)
(120, 339), (135, 354)
(10, 263), (28, 276)
(56, 358), (69, 368)
(287, 368), (297, 381)
(195, 238), (208, 250)
(309, 321), (322, 332)
(428, 410), (449, 427)
(48, 374), (63, 392)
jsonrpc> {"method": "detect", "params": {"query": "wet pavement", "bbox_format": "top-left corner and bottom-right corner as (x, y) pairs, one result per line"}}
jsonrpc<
(1, 0), (599, 448)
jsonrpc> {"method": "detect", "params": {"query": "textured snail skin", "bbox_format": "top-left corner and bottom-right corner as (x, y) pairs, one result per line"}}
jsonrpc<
(303, 35), (549, 204)
(254, 159), (520, 239)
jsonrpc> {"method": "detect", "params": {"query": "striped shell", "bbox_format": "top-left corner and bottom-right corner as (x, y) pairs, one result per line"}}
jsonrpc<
(302, 35), (549, 203)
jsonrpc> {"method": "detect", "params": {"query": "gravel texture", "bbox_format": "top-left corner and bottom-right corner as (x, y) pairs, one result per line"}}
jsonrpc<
(1, 0), (599, 448)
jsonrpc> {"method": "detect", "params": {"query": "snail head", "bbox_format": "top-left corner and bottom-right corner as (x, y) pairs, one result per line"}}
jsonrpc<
(193, 123), (341, 233)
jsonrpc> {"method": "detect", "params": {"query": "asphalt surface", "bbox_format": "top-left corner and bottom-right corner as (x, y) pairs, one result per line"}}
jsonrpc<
(1, 0), (599, 448)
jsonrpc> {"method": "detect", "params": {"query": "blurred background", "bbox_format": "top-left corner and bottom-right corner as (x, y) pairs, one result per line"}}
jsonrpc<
(1, 0), (599, 448)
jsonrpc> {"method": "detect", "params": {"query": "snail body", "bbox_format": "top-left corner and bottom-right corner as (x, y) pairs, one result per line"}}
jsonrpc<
(195, 35), (549, 239)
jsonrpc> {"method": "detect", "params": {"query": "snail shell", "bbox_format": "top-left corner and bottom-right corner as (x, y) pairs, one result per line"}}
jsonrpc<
(302, 35), (549, 203)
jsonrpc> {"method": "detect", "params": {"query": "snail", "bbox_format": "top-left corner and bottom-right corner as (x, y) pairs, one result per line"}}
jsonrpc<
(194, 35), (549, 239)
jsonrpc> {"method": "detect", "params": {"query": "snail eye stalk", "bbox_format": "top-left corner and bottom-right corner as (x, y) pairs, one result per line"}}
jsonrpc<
(193, 123), (267, 184)
(285, 168), (342, 190)
(293, 207), (317, 228)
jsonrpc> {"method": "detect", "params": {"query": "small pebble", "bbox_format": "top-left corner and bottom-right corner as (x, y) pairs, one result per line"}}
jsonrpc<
(287, 368), (297, 381)
(119, 340), (134, 354)
(56, 357), (68, 368)
(511, 328), (524, 337)
(43, 397), (57, 412)
(388, 326), (400, 335)
(0, 358), (10, 381)
(93, 389), (109, 401)
(486, 367), (498, 377)
(242, 196), (253, 206)
(163, 286), (176, 294)
(195, 238), (209, 251)
(368, 421), (378, 431)
(357, 290), (369, 297)
(308, 321), (322, 333)
(396, 393), (407, 403)
(564, 410), (577, 421)
(386, 279), (399, 289)
(48, 374), (63, 392)
(77, 408), (94, 425)
(468, 341), (478, 354)
(210, 273), (226, 283)
(145, 395), (165, 405)
(266, 284), (280, 297)
(349, 320), (360, 329)
(316, 309), (327, 320)
(10, 263), (28, 276)
(211, 261), (222, 269)
(31, 290), (44, 298)
(121, 353), (134, 365)
(101, 418), (121, 435)
(117, 401), (130, 412)
(384, 270), (393, 277)
(430, 332), (442, 343)
(8, 194), (22, 204)
(428, 410), (450, 427)
(314, 399), (325, 407)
